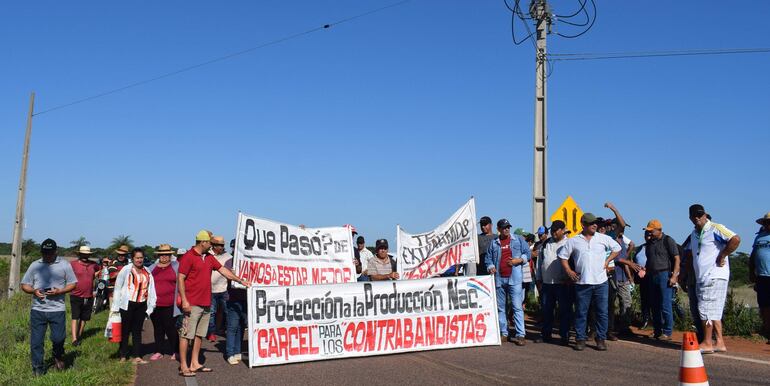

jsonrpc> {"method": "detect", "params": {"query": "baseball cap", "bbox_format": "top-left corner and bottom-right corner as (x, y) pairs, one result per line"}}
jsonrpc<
(375, 239), (389, 250)
(497, 219), (512, 229)
(196, 230), (211, 242)
(689, 204), (706, 218)
(644, 219), (663, 231)
(537, 226), (548, 235)
(41, 238), (57, 253)
(550, 220), (571, 234)
(356, 236), (365, 244)
(479, 216), (492, 227)
(581, 213), (599, 225)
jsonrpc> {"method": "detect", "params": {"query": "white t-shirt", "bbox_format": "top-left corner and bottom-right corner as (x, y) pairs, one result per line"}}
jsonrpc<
(558, 232), (621, 285)
(687, 221), (736, 284)
(358, 248), (373, 278)
(536, 237), (568, 284)
(210, 252), (232, 293)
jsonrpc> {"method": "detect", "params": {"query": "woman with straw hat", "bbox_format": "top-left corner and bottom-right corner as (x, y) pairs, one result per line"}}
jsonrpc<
(148, 244), (182, 361)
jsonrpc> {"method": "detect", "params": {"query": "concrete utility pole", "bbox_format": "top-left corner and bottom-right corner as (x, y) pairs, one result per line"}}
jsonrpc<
(530, 0), (551, 233)
(8, 92), (35, 298)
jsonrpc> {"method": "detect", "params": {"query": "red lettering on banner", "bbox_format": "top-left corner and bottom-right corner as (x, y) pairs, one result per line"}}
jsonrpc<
(404, 244), (464, 280)
(311, 267), (353, 284)
(255, 326), (319, 360)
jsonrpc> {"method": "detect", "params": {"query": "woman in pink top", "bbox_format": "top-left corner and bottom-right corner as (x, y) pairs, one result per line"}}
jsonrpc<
(148, 244), (181, 361)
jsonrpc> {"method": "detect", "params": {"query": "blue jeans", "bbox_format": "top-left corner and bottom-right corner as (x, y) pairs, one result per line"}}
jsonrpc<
(650, 271), (674, 336)
(540, 283), (572, 340)
(30, 310), (66, 373)
(575, 282), (608, 341)
(496, 281), (524, 337)
(208, 292), (228, 335)
(686, 284), (704, 342)
(225, 300), (247, 358)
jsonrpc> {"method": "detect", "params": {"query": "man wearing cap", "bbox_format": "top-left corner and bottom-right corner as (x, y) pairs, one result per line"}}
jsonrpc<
(69, 245), (100, 346)
(20, 239), (78, 375)
(356, 236), (372, 281)
(178, 231), (250, 376)
(476, 216), (497, 275)
(685, 204), (740, 353)
(638, 219), (680, 341)
(107, 245), (130, 298)
(207, 236), (231, 342)
(486, 219), (530, 345)
(750, 212), (770, 344)
(535, 220), (571, 345)
(365, 239), (399, 281)
(558, 213), (621, 351)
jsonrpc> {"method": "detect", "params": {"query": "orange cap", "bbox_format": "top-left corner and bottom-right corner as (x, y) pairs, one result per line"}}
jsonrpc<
(644, 219), (662, 231)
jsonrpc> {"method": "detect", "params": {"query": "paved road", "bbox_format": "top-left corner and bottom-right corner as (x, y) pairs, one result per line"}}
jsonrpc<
(134, 319), (770, 386)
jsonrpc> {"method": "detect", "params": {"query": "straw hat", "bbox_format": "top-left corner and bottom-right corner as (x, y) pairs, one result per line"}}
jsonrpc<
(155, 244), (174, 255)
(115, 245), (130, 255)
(77, 246), (94, 255)
(756, 212), (770, 225)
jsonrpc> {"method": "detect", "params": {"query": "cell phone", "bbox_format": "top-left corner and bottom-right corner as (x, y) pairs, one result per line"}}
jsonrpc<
(44, 288), (52, 292)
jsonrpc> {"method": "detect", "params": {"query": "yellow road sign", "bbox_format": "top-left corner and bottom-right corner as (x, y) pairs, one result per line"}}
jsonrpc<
(550, 196), (583, 237)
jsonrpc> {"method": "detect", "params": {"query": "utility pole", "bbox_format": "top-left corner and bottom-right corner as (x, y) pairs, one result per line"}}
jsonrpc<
(8, 92), (35, 298)
(531, 0), (551, 233)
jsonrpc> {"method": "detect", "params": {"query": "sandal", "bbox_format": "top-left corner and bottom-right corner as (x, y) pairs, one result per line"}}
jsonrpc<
(192, 367), (213, 373)
(179, 371), (196, 377)
(700, 349), (714, 354)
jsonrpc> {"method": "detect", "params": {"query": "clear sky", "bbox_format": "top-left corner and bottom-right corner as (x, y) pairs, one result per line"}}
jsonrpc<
(2, 1), (768, 252)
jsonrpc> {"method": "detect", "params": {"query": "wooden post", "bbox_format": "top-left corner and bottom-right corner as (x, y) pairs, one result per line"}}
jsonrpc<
(8, 92), (35, 298)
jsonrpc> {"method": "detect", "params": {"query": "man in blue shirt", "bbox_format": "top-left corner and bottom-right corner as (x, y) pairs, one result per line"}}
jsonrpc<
(750, 212), (770, 344)
(486, 219), (530, 345)
(20, 239), (78, 376)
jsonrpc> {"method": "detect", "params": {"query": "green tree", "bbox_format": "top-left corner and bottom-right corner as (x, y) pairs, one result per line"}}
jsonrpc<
(108, 235), (134, 251)
(69, 236), (90, 249)
(21, 239), (38, 257)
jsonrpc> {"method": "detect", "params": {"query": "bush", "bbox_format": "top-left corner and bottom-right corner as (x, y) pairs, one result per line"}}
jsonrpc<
(722, 290), (762, 337)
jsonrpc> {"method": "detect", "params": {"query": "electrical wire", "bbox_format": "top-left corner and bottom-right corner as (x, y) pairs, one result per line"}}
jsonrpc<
(554, 0), (587, 18)
(556, 0), (596, 39)
(548, 47), (770, 61)
(33, 0), (411, 116)
(505, 0), (536, 47)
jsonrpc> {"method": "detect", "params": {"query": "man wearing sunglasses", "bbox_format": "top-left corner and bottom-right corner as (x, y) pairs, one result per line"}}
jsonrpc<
(685, 204), (740, 353)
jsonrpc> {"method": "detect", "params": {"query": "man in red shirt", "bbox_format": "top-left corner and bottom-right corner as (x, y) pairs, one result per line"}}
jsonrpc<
(69, 246), (100, 346)
(178, 230), (249, 377)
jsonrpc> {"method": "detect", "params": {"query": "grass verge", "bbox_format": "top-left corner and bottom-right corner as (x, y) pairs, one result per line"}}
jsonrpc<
(0, 293), (134, 386)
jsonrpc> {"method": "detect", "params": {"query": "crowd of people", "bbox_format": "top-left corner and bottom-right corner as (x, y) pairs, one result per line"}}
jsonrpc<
(15, 202), (770, 375)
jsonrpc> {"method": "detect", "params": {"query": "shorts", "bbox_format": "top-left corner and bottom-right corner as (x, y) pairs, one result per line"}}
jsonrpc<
(755, 276), (770, 308)
(70, 295), (94, 321)
(179, 305), (210, 340)
(697, 278), (728, 321)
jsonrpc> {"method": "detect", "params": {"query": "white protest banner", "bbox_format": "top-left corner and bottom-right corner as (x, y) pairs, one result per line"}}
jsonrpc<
(233, 213), (355, 286)
(396, 198), (479, 279)
(247, 275), (499, 366)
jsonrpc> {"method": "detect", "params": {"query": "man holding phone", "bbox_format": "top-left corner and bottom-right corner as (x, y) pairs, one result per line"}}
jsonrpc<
(20, 239), (78, 376)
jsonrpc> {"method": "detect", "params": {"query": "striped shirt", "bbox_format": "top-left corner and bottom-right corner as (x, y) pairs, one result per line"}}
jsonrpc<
(128, 267), (151, 302)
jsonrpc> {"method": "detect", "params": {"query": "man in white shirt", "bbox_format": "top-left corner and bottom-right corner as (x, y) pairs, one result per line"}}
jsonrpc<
(207, 236), (232, 342)
(356, 236), (372, 281)
(685, 204), (740, 353)
(559, 213), (621, 351)
(535, 220), (571, 345)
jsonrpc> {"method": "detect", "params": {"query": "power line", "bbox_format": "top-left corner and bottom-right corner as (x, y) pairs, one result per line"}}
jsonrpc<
(548, 47), (770, 61)
(555, 0), (596, 38)
(34, 0), (411, 116)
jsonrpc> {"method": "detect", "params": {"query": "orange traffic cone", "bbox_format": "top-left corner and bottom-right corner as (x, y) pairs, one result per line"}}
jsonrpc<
(679, 332), (709, 385)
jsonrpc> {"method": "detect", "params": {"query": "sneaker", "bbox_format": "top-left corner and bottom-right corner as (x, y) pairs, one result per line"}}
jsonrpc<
(228, 356), (240, 365)
(574, 340), (586, 351)
(658, 334), (672, 341)
(235, 354), (242, 361)
(150, 353), (163, 361)
(595, 339), (607, 351)
(33, 369), (46, 377)
(54, 358), (65, 371)
(607, 332), (619, 342)
(207, 333), (217, 342)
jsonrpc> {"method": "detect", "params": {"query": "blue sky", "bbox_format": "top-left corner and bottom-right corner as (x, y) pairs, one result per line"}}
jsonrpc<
(2, 1), (768, 252)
